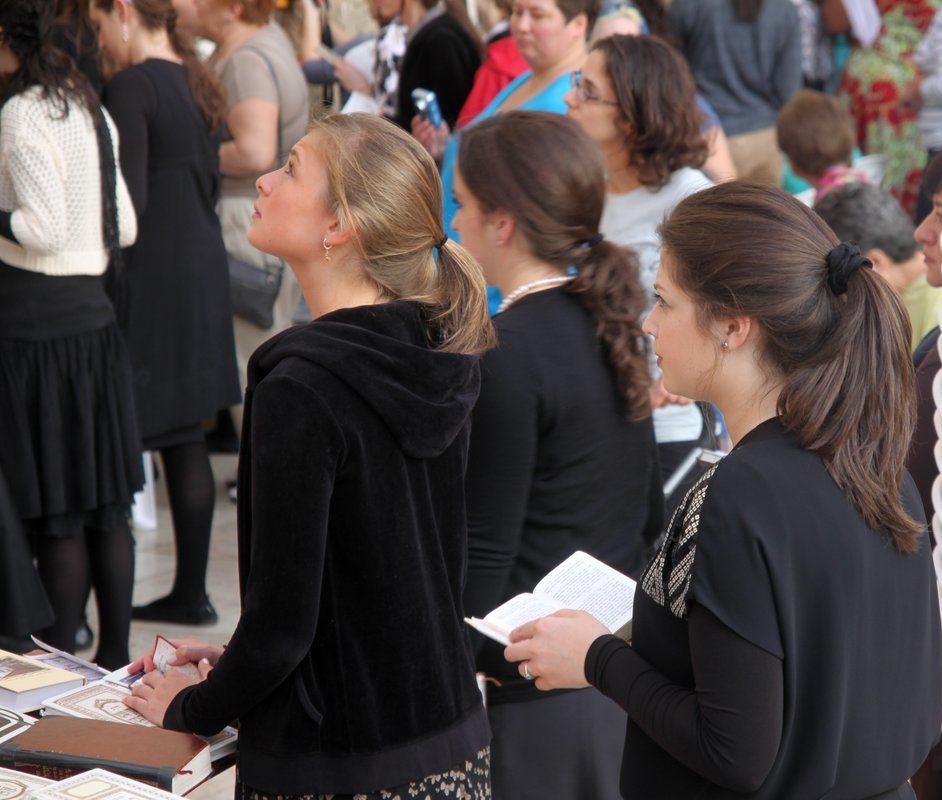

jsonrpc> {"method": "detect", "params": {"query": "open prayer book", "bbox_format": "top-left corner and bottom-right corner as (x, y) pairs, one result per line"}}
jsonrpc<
(465, 550), (636, 646)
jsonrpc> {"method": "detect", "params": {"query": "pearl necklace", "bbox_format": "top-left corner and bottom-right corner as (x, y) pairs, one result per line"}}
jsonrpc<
(496, 275), (574, 314)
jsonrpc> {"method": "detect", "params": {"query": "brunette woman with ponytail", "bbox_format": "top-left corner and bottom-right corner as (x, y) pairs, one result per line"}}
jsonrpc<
(506, 182), (942, 799)
(89, 0), (241, 627)
(123, 113), (495, 800)
(454, 111), (661, 799)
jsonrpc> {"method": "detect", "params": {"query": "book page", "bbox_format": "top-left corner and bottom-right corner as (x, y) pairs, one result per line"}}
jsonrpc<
(153, 635), (200, 680)
(30, 638), (109, 683)
(534, 551), (636, 631)
(483, 593), (566, 635)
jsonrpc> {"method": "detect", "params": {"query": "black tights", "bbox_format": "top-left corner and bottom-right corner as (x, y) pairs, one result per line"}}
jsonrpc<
(159, 440), (215, 605)
(33, 517), (134, 670)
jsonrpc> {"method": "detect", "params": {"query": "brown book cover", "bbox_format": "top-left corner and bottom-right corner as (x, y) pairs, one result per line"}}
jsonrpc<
(0, 716), (211, 795)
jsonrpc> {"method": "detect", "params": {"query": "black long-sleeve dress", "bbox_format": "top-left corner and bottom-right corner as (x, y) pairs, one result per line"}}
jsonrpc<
(590, 417), (942, 798)
(464, 287), (663, 798)
(103, 59), (240, 448)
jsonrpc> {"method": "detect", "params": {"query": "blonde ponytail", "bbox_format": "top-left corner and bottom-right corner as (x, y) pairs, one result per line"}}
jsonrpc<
(310, 113), (495, 357)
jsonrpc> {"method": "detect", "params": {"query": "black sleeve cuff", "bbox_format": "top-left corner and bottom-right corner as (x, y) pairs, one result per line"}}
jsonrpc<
(585, 634), (623, 685)
(162, 684), (196, 731)
(0, 211), (17, 243)
(585, 633), (653, 713)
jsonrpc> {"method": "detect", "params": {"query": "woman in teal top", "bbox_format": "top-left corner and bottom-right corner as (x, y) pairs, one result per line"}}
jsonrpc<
(414, 0), (599, 240)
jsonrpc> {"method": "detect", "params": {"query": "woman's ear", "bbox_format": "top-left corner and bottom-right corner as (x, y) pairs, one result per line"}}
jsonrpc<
(115, 0), (134, 23)
(488, 209), (517, 248)
(324, 218), (357, 249)
(568, 11), (589, 41)
(719, 315), (754, 352)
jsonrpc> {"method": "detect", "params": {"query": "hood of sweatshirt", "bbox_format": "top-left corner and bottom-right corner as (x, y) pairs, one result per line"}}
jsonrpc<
(485, 33), (529, 82)
(249, 301), (481, 460)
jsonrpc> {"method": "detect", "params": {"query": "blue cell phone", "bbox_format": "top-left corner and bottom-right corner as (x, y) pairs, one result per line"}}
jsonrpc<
(412, 88), (443, 128)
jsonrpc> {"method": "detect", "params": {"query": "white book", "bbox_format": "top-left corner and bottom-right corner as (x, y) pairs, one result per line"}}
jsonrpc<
(0, 651), (85, 714)
(31, 769), (179, 800)
(465, 550), (636, 646)
(0, 765), (56, 799)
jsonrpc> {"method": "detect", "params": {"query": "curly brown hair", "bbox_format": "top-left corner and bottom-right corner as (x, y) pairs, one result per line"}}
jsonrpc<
(592, 34), (708, 189)
(457, 111), (651, 420)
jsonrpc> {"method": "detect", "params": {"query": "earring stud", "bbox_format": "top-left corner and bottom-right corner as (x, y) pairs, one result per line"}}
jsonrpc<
(323, 237), (332, 261)
(721, 340), (729, 351)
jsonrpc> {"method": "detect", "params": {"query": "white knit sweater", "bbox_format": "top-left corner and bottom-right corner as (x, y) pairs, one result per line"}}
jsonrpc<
(0, 87), (136, 275)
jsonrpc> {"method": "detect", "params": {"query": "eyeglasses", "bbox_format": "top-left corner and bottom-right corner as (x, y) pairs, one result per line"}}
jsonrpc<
(570, 70), (618, 106)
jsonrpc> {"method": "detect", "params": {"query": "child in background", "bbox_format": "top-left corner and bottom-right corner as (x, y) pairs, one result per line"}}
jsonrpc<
(777, 88), (867, 203)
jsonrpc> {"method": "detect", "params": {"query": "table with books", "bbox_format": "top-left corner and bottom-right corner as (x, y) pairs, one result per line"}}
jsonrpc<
(0, 641), (237, 798)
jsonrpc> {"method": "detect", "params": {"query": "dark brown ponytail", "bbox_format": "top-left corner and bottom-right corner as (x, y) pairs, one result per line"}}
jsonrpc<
(168, 25), (227, 132)
(458, 111), (652, 419)
(91, 0), (227, 131)
(660, 182), (922, 553)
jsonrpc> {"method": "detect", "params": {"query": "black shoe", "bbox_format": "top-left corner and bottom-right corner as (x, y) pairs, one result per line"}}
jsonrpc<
(132, 595), (219, 626)
(75, 620), (94, 650)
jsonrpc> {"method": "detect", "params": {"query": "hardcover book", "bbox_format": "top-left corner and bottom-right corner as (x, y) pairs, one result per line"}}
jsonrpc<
(0, 717), (211, 795)
(0, 651), (85, 713)
(42, 653), (238, 763)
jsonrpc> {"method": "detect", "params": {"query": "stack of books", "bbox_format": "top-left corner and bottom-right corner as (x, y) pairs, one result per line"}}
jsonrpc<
(0, 636), (237, 795)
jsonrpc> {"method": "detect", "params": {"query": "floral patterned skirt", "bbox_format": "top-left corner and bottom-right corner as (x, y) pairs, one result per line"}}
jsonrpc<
(236, 747), (491, 800)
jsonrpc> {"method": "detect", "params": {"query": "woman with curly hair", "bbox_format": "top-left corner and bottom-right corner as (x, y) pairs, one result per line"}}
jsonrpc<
(0, 0), (141, 667)
(455, 110), (662, 799)
(565, 33), (714, 492)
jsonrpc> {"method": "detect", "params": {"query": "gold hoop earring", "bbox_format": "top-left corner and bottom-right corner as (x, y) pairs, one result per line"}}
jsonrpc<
(323, 237), (332, 261)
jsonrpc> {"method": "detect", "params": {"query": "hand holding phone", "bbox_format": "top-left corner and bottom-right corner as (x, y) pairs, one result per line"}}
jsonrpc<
(412, 88), (443, 129)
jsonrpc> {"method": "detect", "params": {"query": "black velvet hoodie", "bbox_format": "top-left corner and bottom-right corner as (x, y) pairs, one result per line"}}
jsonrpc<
(164, 302), (490, 794)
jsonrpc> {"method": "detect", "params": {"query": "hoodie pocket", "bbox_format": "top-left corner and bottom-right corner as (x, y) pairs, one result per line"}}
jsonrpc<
(294, 668), (324, 725)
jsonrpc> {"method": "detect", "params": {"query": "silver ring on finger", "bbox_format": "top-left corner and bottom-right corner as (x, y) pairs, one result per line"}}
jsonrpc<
(523, 661), (534, 681)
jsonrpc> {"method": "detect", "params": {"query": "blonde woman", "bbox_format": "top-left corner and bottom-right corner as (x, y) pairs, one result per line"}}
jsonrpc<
(124, 114), (495, 800)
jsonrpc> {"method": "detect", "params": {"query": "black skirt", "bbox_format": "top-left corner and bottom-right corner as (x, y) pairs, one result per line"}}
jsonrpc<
(0, 263), (143, 538)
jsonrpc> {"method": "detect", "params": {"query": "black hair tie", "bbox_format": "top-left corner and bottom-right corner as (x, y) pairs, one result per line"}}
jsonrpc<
(437, 234), (448, 249)
(826, 242), (871, 296)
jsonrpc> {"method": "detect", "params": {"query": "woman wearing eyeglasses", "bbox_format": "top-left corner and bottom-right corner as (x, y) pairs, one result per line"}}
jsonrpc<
(414, 0), (599, 244)
(565, 34), (714, 497)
